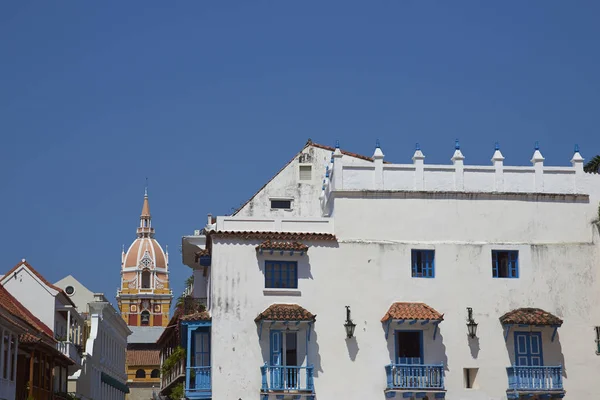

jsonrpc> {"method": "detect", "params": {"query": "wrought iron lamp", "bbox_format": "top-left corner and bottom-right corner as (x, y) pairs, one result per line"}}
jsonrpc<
(344, 306), (356, 338)
(466, 307), (478, 338)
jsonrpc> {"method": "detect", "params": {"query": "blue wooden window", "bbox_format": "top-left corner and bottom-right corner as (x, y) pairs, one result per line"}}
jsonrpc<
(411, 250), (434, 278)
(193, 330), (210, 367)
(265, 261), (298, 288)
(514, 332), (543, 366)
(492, 250), (519, 278)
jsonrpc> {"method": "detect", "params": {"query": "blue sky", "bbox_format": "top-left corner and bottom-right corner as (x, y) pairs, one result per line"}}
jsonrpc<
(1, 2), (598, 311)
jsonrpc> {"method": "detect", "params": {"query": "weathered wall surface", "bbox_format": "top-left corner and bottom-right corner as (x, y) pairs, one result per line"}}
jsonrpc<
(235, 145), (372, 218)
(209, 194), (600, 400)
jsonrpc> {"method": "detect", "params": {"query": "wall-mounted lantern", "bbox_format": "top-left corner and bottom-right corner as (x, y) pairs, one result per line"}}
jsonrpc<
(344, 306), (356, 339)
(467, 307), (478, 338)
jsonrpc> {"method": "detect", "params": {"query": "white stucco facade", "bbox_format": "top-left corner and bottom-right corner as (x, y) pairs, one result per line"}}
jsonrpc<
(184, 142), (600, 400)
(54, 276), (131, 400)
(0, 262), (84, 373)
(0, 307), (23, 400)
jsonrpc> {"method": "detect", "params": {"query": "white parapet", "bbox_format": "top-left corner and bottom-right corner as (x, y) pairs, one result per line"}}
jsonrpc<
(327, 143), (587, 195)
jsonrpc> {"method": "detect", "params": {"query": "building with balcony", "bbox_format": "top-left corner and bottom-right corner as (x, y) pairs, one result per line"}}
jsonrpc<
(181, 140), (600, 399)
(54, 275), (132, 400)
(0, 277), (73, 400)
(157, 296), (210, 400)
(0, 260), (84, 379)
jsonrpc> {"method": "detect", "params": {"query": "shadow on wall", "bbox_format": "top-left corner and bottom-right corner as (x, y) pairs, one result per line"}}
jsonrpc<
(345, 337), (359, 361)
(504, 327), (567, 378)
(468, 335), (480, 359)
(311, 328), (323, 377)
(383, 323), (449, 375)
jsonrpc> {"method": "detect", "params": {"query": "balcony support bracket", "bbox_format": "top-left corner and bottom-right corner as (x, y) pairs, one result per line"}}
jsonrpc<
(504, 324), (512, 342)
(551, 326), (559, 342)
(433, 321), (440, 340)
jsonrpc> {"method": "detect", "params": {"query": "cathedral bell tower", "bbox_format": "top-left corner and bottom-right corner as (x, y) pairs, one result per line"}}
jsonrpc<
(116, 189), (173, 327)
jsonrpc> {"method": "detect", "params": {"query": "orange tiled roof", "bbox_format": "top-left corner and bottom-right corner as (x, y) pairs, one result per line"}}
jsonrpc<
(126, 349), (160, 366)
(381, 302), (444, 323)
(211, 231), (336, 241)
(255, 304), (316, 322)
(500, 308), (563, 326)
(3, 260), (76, 307)
(256, 241), (309, 252)
(180, 310), (211, 321)
(311, 142), (378, 163)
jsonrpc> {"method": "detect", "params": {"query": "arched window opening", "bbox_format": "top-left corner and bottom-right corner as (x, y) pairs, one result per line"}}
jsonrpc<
(151, 369), (160, 378)
(141, 270), (151, 289)
(141, 311), (150, 326)
(135, 369), (146, 379)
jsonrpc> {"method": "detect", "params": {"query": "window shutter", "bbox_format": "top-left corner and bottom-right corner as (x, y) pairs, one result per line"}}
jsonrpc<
(492, 251), (498, 277)
(299, 165), (312, 180)
(509, 252), (519, 278)
(427, 251), (435, 278)
(270, 331), (282, 366)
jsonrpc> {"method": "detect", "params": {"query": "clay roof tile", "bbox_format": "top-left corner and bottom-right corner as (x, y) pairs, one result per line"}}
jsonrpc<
(126, 349), (160, 366)
(255, 304), (316, 322)
(256, 241), (309, 252)
(381, 302), (444, 323)
(499, 308), (563, 326)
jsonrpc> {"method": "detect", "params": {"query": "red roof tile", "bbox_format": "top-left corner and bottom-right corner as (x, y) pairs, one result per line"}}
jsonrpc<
(256, 241), (309, 252)
(381, 302), (444, 322)
(180, 311), (211, 321)
(255, 304), (316, 322)
(500, 308), (563, 326)
(211, 231), (336, 241)
(126, 349), (160, 366)
(3, 260), (76, 307)
(311, 142), (377, 163)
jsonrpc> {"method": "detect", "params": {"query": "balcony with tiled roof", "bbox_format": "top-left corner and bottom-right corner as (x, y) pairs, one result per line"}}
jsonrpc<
(256, 304), (316, 400)
(500, 308), (565, 399)
(381, 302), (447, 399)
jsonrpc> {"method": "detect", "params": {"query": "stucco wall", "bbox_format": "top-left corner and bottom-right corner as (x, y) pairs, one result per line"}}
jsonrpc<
(209, 207), (600, 400)
(235, 145), (372, 219)
(1, 266), (56, 333)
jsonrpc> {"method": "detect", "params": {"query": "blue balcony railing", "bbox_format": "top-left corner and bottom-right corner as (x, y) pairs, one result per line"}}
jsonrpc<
(507, 365), (563, 391)
(185, 366), (211, 396)
(260, 364), (314, 392)
(385, 364), (445, 390)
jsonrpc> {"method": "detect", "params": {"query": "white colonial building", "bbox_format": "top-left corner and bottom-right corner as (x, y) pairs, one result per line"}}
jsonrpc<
(54, 275), (131, 400)
(0, 261), (84, 374)
(182, 140), (600, 400)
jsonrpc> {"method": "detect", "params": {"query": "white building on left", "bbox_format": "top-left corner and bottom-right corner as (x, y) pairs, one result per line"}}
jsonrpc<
(55, 275), (132, 400)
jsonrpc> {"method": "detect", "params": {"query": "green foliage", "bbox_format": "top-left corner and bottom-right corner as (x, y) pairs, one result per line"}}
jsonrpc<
(176, 275), (195, 309)
(169, 382), (185, 400)
(185, 274), (194, 288)
(161, 346), (186, 375)
(584, 155), (600, 174)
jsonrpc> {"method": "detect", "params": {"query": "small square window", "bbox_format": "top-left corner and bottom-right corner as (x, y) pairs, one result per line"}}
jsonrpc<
(265, 261), (298, 289)
(492, 250), (519, 278)
(411, 250), (434, 278)
(299, 165), (312, 181)
(271, 199), (292, 209)
(464, 368), (479, 389)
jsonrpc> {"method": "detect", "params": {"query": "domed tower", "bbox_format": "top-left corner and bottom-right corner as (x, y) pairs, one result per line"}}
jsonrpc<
(117, 189), (173, 327)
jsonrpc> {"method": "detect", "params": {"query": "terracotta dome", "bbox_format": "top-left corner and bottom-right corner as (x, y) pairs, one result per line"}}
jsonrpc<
(123, 237), (168, 270)
(121, 190), (168, 270)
